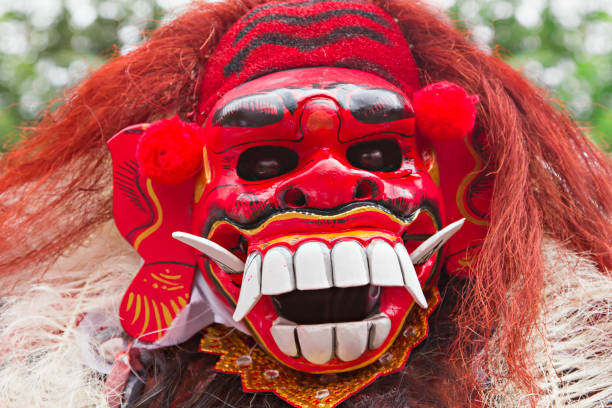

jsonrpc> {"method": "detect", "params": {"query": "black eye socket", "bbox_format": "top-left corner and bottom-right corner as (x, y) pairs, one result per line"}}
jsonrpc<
(237, 146), (299, 181)
(347, 139), (402, 172)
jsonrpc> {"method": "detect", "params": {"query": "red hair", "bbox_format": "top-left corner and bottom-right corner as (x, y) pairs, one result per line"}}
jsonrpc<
(1, 0), (611, 404)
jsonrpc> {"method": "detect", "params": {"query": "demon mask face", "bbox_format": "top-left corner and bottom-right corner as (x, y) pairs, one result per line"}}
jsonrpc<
(107, 66), (478, 375)
(107, 0), (487, 380)
(191, 67), (446, 372)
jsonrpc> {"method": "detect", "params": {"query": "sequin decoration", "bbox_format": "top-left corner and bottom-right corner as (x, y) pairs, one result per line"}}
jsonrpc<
(236, 355), (252, 367)
(199, 288), (440, 408)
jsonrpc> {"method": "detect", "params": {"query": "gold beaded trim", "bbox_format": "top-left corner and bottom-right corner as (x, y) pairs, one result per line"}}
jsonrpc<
(199, 287), (440, 408)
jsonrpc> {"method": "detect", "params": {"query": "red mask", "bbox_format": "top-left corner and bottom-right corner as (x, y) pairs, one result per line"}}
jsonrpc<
(108, 66), (486, 375)
(191, 67), (443, 372)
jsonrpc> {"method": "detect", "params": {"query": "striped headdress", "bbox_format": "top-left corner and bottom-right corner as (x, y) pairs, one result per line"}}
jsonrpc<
(198, 0), (421, 121)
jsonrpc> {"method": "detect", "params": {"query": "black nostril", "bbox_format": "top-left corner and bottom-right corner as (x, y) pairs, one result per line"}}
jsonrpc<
(354, 179), (374, 200)
(284, 188), (306, 208)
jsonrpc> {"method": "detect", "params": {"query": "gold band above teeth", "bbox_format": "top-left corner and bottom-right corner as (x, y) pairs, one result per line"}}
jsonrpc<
(256, 230), (400, 250)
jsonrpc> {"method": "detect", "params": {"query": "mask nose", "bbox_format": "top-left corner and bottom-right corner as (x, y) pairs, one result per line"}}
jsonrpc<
(277, 153), (381, 209)
(299, 97), (340, 144)
(276, 96), (383, 209)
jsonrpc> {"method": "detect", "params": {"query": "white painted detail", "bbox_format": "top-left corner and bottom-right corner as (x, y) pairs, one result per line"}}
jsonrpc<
(394, 243), (428, 309)
(297, 324), (334, 364)
(294, 241), (333, 290)
(232, 252), (262, 321)
(172, 231), (245, 273)
(270, 318), (299, 357)
(410, 218), (465, 265)
(261, 246), (296, 295)
(367, 313), (392, 350)
(367, 239), (404, 286)
(335, 321), (369, 362)
(270, 313), (394, 361)
(331, 240), (369, 288)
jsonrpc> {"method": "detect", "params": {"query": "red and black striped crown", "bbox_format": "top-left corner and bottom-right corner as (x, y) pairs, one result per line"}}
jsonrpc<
(198, 0), (421, 121)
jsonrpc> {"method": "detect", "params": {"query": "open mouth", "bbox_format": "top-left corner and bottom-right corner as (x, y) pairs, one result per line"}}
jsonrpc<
(173, 206), (463, 372)
(273, 285), (381, 325)
(234, 235), (426, 364)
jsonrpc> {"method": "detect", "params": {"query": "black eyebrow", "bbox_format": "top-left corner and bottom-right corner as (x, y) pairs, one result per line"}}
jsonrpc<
(348, 88), (414, 124)
(212, 93), (286, 127)
(212, 85), (413, 127)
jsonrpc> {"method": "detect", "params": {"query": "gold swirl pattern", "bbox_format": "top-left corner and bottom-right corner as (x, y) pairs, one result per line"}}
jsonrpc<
(456, 137), (489, 227)
(134, 178), (163, 250)
(123, 288), (190, 340)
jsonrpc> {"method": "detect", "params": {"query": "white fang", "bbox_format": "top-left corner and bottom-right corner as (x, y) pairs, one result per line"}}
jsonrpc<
(409, 218), (465, 265)
(232, 252), (262, 321)
(172, 231), (245, 273)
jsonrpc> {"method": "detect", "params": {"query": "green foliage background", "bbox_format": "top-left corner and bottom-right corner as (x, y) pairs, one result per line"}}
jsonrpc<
(0, 0), (611, 151)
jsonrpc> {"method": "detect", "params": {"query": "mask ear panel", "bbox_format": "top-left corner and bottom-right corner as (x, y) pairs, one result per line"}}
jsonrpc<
(432, 127), (492, 277)
(108, 124), (199, 342)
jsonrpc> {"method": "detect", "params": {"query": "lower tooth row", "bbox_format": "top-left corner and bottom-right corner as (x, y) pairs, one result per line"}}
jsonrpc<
(270, 313), (391, 364)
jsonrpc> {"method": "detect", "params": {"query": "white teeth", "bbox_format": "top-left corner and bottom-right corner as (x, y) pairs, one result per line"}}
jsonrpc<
(271, 313), (392, 363)
(367, 239), (404, 286)
(367, 313), (392, 350)
(394, 243), (428, 309)
(229, 220), (466, 363)
(172, 231), (245, 273)
(230, 237), (434, 322)
(297, 324), (334, 364)
(270, 318), (299, 357)
(232, 252), (262, 322)
(261, 246), (295, 295)
(335, 321), (368, 362)
(232, 218), (464, 321)
(294, 242), (333, 290)
(410, 218), (465, 265)
(231, 238), (424, 307)
(331, 240), (369, 288)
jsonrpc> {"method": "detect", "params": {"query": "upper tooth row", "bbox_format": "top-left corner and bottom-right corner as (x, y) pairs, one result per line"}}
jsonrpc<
(172, 219), (465, 323)
(271, 313), (392, 364)
(233, 239), (427, 321)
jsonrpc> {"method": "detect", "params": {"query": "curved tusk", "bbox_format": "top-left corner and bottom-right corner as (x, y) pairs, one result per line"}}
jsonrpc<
(172, 231), (245, 273)
(410, 218), (465, 265)
(395, 243), (428, 309)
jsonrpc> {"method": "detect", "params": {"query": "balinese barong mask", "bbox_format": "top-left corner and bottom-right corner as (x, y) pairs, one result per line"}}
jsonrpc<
(190, 67), (444, 372)
(3, 0), (611, 405)
(107, 0), (486, 383)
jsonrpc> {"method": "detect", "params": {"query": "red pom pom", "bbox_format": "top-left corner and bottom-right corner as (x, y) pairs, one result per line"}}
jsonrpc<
(413, 81), (479, 142)
(136, 116), (204, 184)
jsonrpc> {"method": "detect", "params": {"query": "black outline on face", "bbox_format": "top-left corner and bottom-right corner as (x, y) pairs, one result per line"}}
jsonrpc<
(212, 83), (413, 128)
